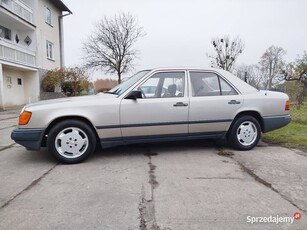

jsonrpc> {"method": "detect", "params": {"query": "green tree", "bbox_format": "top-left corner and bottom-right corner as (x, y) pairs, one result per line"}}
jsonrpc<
(42, 67), (90, 96)
(42, 68), (66, 92)
(63, 67), (90, 96)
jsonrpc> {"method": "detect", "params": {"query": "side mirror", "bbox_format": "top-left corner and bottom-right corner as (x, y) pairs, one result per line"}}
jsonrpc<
(125, 90), (142, 100)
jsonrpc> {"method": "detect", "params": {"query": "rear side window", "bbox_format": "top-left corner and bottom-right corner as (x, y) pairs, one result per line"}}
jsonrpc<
(219, 77), (238, 95)
(190, 72), (237, 96)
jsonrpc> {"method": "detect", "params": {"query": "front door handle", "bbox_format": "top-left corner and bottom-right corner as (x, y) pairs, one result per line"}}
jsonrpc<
(173, 102), (188, 107)
(228, 100), (240, 105)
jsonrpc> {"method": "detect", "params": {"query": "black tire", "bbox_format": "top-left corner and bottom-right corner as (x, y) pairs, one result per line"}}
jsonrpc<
(228, 115), (261, 150)
(47, 120), (97, 164)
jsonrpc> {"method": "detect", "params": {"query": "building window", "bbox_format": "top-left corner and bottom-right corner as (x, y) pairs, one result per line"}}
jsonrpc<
(0, 25), (11, 40)
(45, 7), (52, 25)
(17, 78), (22, 85)
(46, 41), (54, 60)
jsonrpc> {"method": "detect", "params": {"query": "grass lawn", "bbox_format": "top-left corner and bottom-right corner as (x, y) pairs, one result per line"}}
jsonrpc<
(262, 103), (307, 151)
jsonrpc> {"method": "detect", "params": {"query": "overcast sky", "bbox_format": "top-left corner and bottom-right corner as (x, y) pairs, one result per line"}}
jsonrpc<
(61, 0), (307, 80)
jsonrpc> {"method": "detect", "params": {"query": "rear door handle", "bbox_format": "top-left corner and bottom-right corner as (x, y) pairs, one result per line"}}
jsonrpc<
(173, 102), (188, 107)
(228, 100), (240, 104)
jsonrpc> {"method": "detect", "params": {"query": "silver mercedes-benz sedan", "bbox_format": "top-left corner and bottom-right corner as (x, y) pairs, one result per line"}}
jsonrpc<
(11, 68), (291, 163)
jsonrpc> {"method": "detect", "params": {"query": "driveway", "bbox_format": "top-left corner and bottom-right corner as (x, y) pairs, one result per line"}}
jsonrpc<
(0, 109), (306, 229)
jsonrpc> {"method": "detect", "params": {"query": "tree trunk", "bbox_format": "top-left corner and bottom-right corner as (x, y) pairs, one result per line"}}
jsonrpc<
(267, 61), (273, 90)
(117, 71), (121, 84)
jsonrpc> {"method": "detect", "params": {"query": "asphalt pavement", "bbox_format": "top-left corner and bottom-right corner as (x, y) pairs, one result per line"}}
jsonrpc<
(0, 108), (306, 230)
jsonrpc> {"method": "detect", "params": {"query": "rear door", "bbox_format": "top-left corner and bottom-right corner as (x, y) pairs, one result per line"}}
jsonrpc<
(188, 71), (243, 135)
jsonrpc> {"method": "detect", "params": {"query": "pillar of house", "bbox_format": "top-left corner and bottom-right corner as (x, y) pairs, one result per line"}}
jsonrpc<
(0, 64), (4, 110)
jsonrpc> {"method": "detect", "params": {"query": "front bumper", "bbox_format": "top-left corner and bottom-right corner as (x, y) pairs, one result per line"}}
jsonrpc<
(11, 128), (45, 150)
(262, 115), (291, 133)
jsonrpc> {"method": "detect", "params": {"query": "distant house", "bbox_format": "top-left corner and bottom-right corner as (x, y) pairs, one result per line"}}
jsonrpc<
(0, 0), (71, 109)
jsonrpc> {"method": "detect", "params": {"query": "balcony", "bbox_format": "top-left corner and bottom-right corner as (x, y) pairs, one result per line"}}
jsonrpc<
(0, 38), (35, 66)
(0, 0), (34, 25)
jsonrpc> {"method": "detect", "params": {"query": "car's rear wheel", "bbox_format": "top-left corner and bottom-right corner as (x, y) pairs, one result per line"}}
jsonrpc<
(47, 120), (96, 163)
(228, 115), (261, 150)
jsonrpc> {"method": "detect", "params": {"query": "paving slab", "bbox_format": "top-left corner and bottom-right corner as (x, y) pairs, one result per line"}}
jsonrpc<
(0, 126), (16, 148)
(148, 145), (307, 230)
(0, 146), (150, 230)
(0, 147), (56, 208)
(0, 119), (17, 129)
(233, 146), (307, 213)
(0, 141), (306, 229)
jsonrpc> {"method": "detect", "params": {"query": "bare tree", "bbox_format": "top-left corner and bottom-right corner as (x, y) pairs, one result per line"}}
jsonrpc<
(236, 64), (266, 89)
(208, 35), (245, 71)
(278, 52), (307, 108)
(83, 13), (144, 83)
(259, 46), (286, 90)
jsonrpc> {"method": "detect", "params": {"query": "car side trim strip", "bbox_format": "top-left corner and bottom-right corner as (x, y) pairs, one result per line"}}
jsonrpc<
(96, 119), (232, 130)
(188, 119), (232, 125)
(100, 131), (227, 148)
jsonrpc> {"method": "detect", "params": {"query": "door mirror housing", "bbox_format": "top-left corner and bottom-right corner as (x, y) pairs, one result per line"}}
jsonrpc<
(125, 90), (142, 100)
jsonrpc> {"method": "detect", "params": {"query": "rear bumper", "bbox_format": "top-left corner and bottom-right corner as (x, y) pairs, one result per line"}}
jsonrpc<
(11, 128), (45, 150)
(262, 115), (291, 133)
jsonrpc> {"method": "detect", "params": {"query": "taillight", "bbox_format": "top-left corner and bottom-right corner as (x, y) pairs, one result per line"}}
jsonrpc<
(19, 111), (32, 125)
(285, 100), (290, 111)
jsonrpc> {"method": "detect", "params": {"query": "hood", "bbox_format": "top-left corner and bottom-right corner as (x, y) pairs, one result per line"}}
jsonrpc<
(24, 93), (117, 109)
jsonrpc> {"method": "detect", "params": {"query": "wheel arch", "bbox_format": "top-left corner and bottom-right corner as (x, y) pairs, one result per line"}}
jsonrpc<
(231, 110), (264, 132)
(41, 116), (100, 147)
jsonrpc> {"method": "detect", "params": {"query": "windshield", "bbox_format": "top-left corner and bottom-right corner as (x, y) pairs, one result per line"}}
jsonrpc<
(108, 70), (151, 96)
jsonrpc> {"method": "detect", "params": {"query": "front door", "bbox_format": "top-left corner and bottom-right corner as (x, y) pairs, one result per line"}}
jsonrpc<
(120, 71), (189, 142)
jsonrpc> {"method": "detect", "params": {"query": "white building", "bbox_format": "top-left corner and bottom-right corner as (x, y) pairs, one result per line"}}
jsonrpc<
(0, 0), (71, 109)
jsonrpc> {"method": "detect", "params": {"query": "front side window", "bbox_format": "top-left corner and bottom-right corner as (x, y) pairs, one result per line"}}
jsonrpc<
(46, 41), (53, 59)
(0, 25), (11, 40)
(190, 72), (237, 96)
(108, 70), (150, 96)
(138, 72), (185, 98)
(45, 7), (52, 25)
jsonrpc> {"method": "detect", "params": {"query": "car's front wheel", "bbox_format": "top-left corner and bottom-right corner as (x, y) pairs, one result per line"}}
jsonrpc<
(47, 120), (96, 163)
(228, 115), (261, 150)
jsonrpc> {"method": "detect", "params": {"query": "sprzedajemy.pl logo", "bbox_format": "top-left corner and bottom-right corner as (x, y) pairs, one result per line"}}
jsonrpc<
(247, 212), (301, 225)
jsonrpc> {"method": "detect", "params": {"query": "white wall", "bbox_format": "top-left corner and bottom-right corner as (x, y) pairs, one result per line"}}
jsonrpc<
(0, 64), (4, 109)
(0, 0), (63, 109)
(12, 29), (36, 52)
(2, 66), (38, 107)
(34, 0), (62, 70)
(23, 70), (39, 103)
(2, 68), (25, 106)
